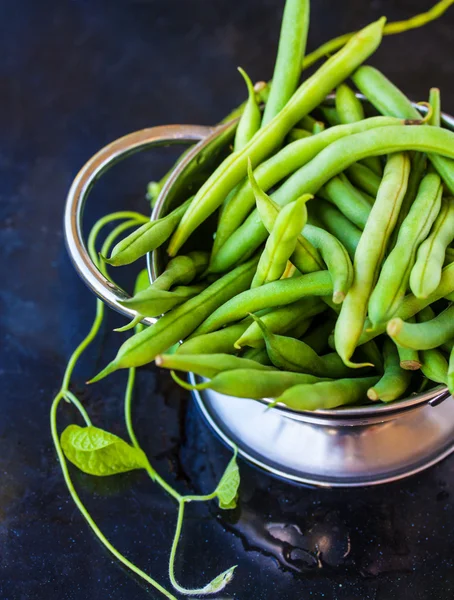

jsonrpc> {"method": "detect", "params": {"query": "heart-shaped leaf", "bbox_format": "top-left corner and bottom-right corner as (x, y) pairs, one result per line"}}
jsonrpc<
(215, 451), (240, 511)
(61, 425), (147, 476)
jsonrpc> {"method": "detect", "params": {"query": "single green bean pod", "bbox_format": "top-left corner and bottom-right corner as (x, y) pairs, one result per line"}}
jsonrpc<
(346, 162), (381, 197)
(89, 256), (259, 381)
(275, 376), (379, 411)
(155, 353), (274, 379)
(318, 106), (341, 127)
(172, 369), (327, 399)
(287, 128), (312, 141)
(420, 349), (449, 385)
(387, 304), (454, 350)
(235, 297), (326, 349)
(310, 199), (361, 260)
(395, 317), (421, 370)
(234, 68), (262, 151)
(367, 340), (412, 402)
(193, 271), (332, 337)
(252, 193), (309, 288)
(368, 172), (443, 327)
(152, 252), (209, 290)
(251, 314), (360, 378)
(321, 174), (371, 229)
(262, 0), (310, 125)
(428, 87), (441, 128)
(302, 223), (353, 304)
(242, 347), (272, 366)
(105, 197), (192, 266)
(176, 321), (250, 355)
(410, 197), (454, 298)
(335, 152), (411, 367)
(118, 283), (208, 324)
(312, 121), (325, 135)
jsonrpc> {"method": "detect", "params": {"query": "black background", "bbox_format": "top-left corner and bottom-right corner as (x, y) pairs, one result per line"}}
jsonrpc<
(2, 1), (454, 599)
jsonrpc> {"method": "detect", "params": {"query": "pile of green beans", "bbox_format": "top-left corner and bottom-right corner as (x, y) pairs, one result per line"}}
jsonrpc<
(92, 0), (454, 412)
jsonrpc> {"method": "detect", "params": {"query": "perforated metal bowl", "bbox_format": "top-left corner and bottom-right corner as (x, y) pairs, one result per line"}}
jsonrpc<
(64, 99), (454, 487)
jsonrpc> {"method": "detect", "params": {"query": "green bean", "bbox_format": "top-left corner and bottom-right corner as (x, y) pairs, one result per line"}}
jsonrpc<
(89, 256), (259, 381)
(420, 349), (449, 385)
(176, 321), (251, 355)
(346, 163), (381, 197)
(155, 353), (274, 379)
(287, 128), (312, 141)
(252, 194), (309, 288)
(302, 224), (353, 303)
(410, 197), (454, 298)
(252, 314), (358, 378)
(395, 318), (421, 370)
(359, 262), (454, 345)
(387, 305), (454, 350)
(208, 123), (454, 274)
(234, 68), (262, 151)
(151, 252), (209, 291)
(105, 197), (192, 266)
(172, 369), (327, 399)
(211, 116), (404, 259)
(298, 114), (318, 131)
(390, 152), (427, 247)
(358, 340), (384, 373)
(321, 174), (371, 229)
(368, 172), (442, 327)
(312, 121), (325, 135)
(235, 297), (326, 349)
(242, 347), (272, 365)
(276, 377), (379, 411)
(310, 200), (361, 260)
(352, 65), (454, 195)
(301, 318), (336, 354)
(168, 19), (386, 256)
(367, 340), (412, 402)
(262, 0), (310, 125)
(448, 346), (454, 396)
(119, 283), (208, 319)
(335, 153), (411, 367)
(335, 83), (383, 176)
(336, 83), (364, 124)
(429, 87), (441, 127)
(250, 168), (323, 272)
(290, 317), (313, 340)
(318, 106), (341, 127)
(193, 271), (332, 337)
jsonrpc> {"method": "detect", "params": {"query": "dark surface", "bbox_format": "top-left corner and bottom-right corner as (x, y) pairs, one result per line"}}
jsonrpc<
(1, 1), (454, 599)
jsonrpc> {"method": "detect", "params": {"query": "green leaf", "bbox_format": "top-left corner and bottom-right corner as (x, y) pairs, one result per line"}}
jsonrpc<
(198, 565), (237, 595)
(215, 450), (240, 510)
(61, 425), (148, 476)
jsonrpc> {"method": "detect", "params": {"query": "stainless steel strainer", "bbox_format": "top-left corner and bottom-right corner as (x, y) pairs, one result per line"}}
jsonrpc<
(64, 99), (454, 488)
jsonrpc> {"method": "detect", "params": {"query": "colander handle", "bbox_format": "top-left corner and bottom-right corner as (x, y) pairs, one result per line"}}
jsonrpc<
(64, 124), (214, 325)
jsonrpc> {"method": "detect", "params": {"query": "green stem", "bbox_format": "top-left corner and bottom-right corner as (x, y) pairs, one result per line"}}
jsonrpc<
(51, 396), (177, 600)
(168, 499), (187, 595)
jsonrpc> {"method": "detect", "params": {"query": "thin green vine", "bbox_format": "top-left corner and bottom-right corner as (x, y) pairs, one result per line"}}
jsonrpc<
(52, 211), (240, 598)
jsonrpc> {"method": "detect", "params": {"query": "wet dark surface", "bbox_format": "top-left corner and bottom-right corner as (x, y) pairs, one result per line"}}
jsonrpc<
(1, 1), (454, 598)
